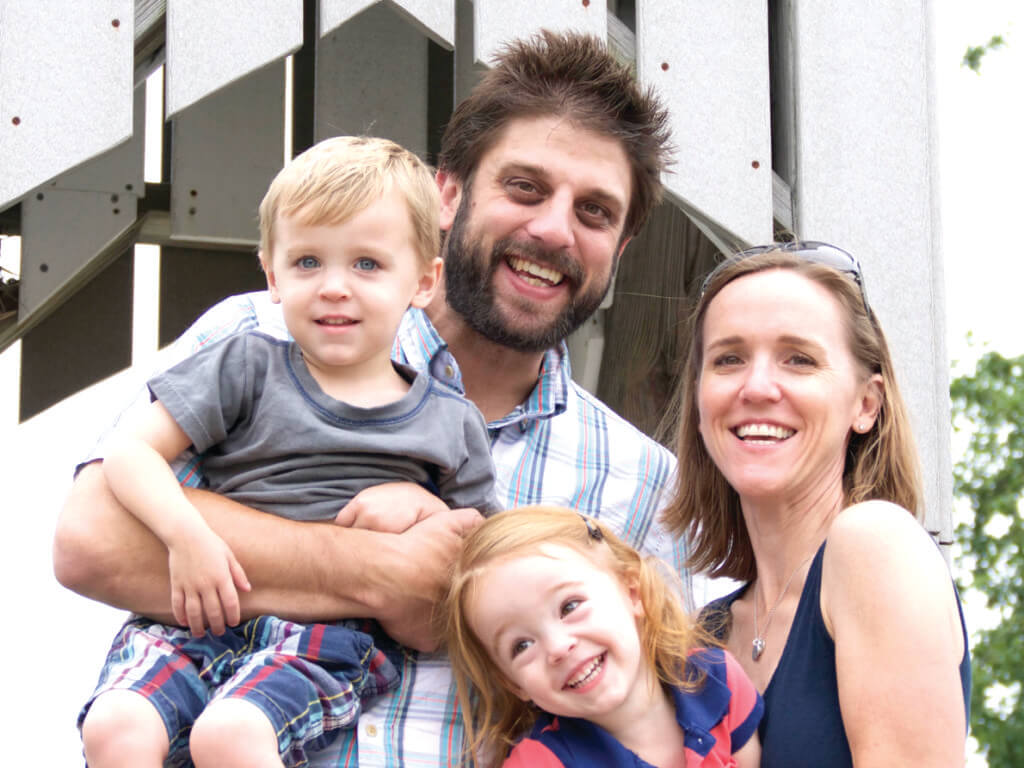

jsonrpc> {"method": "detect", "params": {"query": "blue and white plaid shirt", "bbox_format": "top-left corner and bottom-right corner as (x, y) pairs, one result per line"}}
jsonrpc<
(91, 291), (688, 767)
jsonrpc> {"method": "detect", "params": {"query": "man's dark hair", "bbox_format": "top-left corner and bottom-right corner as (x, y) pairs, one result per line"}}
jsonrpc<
(438, 30), (673, 239)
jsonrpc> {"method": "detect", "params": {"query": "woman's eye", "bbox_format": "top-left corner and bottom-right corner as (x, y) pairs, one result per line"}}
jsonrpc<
(297, 256), (319, 269)
(560, 599), (581, 618)
(787, 353), (816, 366)
(712, 353), (743, 367)
(354, 257), (378, 271)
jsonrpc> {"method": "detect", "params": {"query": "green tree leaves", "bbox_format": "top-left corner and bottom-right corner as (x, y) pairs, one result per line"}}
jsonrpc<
(962, 36), (1007, 73)
(952, 350), (1024, 767)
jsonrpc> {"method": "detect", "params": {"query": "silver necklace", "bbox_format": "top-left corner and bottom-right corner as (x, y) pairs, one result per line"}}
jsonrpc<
(751, 553), (815, 661)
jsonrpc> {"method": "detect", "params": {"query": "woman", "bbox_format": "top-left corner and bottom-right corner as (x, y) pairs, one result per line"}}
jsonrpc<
(662, 242), (970, 766)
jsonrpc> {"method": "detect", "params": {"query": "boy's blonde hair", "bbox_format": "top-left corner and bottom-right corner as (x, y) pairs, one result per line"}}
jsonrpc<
(439, 505), (713, 764)
(258, 135), (440, 266)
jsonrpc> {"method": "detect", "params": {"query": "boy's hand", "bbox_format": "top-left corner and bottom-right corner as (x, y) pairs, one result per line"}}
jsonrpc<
(335, 482), (448, 534)
(167, 523), (251, 636)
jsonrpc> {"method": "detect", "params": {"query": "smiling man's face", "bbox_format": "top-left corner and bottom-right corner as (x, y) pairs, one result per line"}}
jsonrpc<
(438, 116), (633, 352)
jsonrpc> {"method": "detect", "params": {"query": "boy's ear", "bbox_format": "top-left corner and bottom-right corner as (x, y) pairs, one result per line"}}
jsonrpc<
(260, 251), (281, 304)
(410, 256), (443, 309)
(436, 169), (462, 232)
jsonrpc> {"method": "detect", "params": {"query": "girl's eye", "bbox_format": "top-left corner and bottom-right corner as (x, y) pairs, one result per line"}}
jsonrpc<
(560, 599), (581, 618)
(510, 639), (533, 658)
(354, 257), (378, 272)
(297, 256), (319, 270)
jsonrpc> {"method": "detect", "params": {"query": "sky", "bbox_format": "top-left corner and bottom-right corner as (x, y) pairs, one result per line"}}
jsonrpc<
(0, 4), (1020, 765)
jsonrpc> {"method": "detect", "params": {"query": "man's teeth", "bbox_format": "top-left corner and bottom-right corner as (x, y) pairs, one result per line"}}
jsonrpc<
(508, 256), (565, 286)
(735, 423), (794, 440)
(566, 654), (604, 689)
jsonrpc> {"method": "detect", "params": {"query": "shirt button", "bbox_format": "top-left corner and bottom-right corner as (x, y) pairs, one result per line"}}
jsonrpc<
(444, 364), (454, 378)
(366, 724), (378, 737)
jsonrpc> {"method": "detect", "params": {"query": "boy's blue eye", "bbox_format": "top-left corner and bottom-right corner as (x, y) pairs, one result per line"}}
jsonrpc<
(297, 256), (319, 269)
(354, 257), (378, 271)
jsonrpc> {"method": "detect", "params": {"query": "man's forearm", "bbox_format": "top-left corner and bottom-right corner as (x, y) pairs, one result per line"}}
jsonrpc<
(53, 463), (375, 622)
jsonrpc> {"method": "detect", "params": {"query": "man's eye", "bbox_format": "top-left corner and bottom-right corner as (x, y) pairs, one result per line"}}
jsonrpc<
(506, 178), (541, 199)
(297, 256), (319, 269)
(354, 257), (378, 271)
(579, 202), (610, 223)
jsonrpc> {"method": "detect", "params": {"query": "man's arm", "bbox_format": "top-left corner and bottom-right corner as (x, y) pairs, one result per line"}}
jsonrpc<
(53, 463), (482, 650)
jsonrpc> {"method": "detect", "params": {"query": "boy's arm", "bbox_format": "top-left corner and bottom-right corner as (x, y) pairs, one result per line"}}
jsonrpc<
(54, 466), (481, 650)
(103, 401), (250, 635)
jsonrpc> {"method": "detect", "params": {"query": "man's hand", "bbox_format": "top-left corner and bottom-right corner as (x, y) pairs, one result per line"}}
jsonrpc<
(334, 482), (448, 533)
(367, 507), (483, 652)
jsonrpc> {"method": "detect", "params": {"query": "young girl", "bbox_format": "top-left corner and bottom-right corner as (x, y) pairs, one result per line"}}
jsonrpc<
(441, 505), (762, 767)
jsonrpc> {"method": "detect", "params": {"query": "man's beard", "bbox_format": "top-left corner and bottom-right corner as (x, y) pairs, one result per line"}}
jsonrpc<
(442, 190), (615, 353)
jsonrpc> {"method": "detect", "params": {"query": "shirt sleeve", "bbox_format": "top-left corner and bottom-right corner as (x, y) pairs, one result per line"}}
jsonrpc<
(502, 739), (566, 768)
(722, 648), (764, 751)
(437, 401), (500, 513)
(76, 292), (265, 475)
(148, 332), (256, 453)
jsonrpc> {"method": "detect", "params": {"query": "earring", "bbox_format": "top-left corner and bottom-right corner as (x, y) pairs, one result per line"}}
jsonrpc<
(858, 423), (867, 432)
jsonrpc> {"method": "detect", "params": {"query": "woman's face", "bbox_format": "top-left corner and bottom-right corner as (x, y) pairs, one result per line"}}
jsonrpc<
(696, 268), (881, 507)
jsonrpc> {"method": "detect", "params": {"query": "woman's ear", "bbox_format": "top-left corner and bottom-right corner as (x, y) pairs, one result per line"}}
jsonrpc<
(854, 373), (884, 432)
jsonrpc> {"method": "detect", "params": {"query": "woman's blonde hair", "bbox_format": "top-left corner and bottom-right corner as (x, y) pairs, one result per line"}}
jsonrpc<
(660, 249), (923, 582)
(439, 505), (713, 765)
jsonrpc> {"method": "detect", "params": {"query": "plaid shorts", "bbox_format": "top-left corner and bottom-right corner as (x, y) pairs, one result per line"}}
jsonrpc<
(79, 615), (399, 766)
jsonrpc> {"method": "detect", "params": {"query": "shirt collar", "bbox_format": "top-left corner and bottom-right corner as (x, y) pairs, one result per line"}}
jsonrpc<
(395, 308), (570, 428)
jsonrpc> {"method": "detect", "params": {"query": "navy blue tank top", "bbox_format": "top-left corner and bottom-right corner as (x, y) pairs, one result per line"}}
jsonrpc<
(704, 543), (971, 767)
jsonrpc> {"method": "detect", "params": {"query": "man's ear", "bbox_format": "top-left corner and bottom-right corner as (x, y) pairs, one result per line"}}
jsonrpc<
(260, 251), (281, 304)
(437, 169), (463, 231)
(616, 235), (632, 260)
(410, 257), (443, 309)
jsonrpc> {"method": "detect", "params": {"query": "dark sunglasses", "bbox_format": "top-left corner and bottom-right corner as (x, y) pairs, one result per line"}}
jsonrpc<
(699, 240), (871, 316)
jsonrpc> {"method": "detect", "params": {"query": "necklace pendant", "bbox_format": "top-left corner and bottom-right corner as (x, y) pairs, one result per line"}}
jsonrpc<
(752, 637), (766, 661)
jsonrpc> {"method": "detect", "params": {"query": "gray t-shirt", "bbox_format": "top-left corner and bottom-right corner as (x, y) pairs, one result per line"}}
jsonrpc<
(148, 331), (498, 521)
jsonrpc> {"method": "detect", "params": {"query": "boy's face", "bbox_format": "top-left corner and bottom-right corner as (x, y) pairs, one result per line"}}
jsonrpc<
(263, 187), (441, 379)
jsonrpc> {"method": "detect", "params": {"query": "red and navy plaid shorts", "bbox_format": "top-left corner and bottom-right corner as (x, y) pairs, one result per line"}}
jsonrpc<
(79, 615), (399, 765)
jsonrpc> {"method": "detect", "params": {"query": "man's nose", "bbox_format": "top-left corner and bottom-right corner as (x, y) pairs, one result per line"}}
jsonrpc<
(525, 189), (576, 252)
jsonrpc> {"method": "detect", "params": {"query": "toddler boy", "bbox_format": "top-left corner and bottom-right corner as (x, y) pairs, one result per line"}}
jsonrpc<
(78, 136), (498, 768)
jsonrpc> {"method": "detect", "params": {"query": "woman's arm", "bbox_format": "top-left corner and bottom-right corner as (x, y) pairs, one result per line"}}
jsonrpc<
(823, 501), (966, 767)
(53, 464), (482, 650)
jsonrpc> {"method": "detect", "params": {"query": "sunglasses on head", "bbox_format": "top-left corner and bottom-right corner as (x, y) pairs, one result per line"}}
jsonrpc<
(699, 240), (871, 316)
